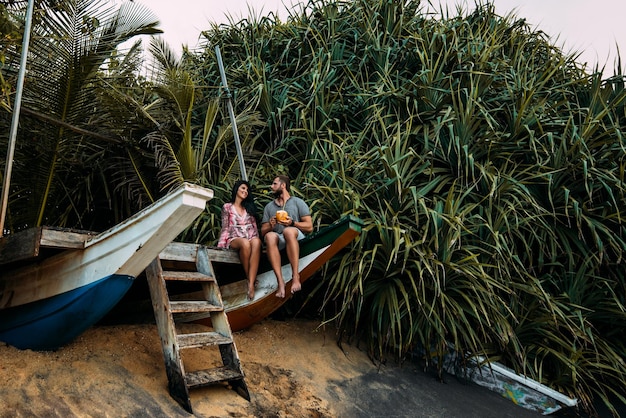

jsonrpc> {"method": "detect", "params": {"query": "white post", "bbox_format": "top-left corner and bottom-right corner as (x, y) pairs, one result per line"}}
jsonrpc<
(1, 0), (35, 235)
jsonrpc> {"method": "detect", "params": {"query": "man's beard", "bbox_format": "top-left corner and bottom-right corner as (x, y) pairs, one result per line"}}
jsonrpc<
(273, 189), (283, 199)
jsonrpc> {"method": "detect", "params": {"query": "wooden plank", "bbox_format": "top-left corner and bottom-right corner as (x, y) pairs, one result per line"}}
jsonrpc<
(170, 301), (222, 313)
(176, 331), (232, 348)
(163, 271), (216, 282)
(159, 243), (241, 264)
(0, 227), (42, 266)
(203, 247), (240, 264)
(39, 227), (92, 249)
(160, 242), (200, 263)
(145, 258), (192, 412)
(0, 226), (92, 267)
(185, 366), (243, 388)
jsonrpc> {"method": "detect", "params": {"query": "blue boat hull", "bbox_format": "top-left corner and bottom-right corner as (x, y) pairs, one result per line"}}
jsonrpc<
(0, 183), (214, 351)
(0, 274), (134, 351)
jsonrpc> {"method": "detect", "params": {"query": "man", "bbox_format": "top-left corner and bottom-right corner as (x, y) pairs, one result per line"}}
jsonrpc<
(261, 175), (313, 298)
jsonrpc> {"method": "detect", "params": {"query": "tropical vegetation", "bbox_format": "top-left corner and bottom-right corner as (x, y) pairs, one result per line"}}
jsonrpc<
(0, 0), (162, 231)
(2, 0), (626, 416)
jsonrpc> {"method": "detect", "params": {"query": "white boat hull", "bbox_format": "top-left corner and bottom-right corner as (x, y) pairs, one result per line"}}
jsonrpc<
(0, 183), (213, 350)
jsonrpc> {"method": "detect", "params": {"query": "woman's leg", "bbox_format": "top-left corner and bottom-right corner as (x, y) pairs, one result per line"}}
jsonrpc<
(247, 237), (262, 299)
(230, 237), (251, 278)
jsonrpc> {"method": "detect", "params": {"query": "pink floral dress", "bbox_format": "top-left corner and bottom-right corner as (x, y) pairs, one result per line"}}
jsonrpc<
(217, 202), (259, 248)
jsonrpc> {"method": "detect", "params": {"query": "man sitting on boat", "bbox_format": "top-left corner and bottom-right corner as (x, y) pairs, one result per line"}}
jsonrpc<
(261, 175), (313, 298)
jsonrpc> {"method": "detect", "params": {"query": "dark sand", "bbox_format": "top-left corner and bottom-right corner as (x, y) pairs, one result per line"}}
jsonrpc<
(0, 318), (546, 417)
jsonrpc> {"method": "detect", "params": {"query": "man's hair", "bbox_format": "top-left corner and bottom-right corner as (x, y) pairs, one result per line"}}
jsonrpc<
(277, 175), (291, 193)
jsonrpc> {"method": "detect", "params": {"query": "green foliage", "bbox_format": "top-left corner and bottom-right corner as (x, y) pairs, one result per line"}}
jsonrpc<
(191, 0), (626, 415)
(3, 0), (626, 415)
(0, 0), (162, 231)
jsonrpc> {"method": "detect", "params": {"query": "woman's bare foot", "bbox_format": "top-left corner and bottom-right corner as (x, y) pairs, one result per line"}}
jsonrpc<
(290, 273), (301, 294)
(247, 283), (255, 300)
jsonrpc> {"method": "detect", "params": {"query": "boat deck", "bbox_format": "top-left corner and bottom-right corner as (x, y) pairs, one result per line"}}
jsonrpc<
(0, 227), (241, 271)
(0, 227), (96, 269)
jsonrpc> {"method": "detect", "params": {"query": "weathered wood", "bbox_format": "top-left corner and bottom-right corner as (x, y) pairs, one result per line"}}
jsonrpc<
(159, 243), (241, 265)
(40, 227), (93, 248)
(176, 331), (232, 349)
(162, 271), (216, 282)
(0, 227), (95, 267)
(170, 301), (222, 313)
(185, 366), (243, 389)
(203, 247), (241, 264)
(146, 216), (362, 413)
(145, 258), (192, 413)
(159, 242), (200, 263)
(0, 227), (42, 266)
(147, 250), (249, 413)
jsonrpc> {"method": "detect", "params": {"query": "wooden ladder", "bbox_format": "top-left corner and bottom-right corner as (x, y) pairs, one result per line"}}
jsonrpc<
(145, 245), (250, 413)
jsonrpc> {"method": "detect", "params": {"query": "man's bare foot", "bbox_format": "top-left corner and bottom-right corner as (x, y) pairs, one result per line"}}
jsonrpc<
(291, 273), (301, 294)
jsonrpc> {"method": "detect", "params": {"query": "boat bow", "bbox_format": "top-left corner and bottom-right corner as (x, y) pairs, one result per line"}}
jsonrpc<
(0, 183), (213, 350)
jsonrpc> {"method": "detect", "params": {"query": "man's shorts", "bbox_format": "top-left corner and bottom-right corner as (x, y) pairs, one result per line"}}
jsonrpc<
(277, 229), (306, 250)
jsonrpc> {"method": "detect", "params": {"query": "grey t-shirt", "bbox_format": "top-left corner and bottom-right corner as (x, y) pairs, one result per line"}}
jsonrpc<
(262, 196), (310, 234)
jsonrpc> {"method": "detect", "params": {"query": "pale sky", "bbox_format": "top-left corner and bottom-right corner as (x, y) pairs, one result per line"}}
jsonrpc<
(135, 0), (624, 76)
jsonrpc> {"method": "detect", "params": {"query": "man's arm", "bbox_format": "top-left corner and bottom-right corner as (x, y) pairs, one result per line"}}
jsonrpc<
(261, 220), (272, 237)
(293, 215), (313, 234)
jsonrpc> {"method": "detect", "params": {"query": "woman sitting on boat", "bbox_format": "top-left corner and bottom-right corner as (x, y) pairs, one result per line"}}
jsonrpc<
(217, 180), (262, 300)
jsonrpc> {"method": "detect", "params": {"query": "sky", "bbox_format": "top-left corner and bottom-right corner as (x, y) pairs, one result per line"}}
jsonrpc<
(134, 0), (625, 76)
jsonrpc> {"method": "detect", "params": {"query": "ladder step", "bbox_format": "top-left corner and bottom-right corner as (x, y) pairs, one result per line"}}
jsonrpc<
(162, 271), (215, 282)
(170, 300), (222, 313)
(185, 366), (244, 389)
(146, 253), (250, 412)
(177, 331), (233, 349)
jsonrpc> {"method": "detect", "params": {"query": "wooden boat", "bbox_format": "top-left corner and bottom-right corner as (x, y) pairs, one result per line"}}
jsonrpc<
(159, 214), (364, 332)
(440, 351), (578, 414)
(0, 183), (213, 350)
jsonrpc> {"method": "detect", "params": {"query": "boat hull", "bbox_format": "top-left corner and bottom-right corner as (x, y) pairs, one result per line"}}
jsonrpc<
(0, 183), (213, 350)
(435, 349), (578, 414)
(191, 215), (364, 331)
(0, 274), (133, 350)
(451, 355), (578, 414)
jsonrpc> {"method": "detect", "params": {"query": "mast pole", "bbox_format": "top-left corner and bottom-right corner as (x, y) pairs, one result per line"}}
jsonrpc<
(215, 45), (248, 181)
(1, 0), (35, 236)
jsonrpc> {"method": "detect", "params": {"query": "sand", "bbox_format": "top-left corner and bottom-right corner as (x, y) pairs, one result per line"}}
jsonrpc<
(0, 318), (542, 417)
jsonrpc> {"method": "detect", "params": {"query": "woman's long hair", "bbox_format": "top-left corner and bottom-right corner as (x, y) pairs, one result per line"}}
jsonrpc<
(230, 180), (260, 225)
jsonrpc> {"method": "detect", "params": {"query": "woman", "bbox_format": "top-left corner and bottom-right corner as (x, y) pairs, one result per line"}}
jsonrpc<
(217, 180), (262, 300)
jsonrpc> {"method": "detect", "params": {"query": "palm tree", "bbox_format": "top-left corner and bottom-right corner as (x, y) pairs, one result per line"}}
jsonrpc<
(0, 0), (161, 232)
(0, 2), (21, 113)
(105, 36), (269, 243)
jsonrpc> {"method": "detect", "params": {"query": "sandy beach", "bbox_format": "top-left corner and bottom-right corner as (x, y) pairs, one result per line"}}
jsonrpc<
(0, 318), (544, 417)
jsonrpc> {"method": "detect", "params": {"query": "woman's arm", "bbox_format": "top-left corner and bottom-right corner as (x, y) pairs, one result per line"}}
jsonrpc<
(216, 204), (231, 248)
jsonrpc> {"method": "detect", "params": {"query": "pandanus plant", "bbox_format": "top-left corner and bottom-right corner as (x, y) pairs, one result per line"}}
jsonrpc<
(191, 0), (626, 415)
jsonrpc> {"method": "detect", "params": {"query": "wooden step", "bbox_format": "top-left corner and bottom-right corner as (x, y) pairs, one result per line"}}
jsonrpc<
(170, 300), (222, 313)
(185, 366), (244, 389)
(146, 253), (250, 413)
(177, 331), (233, 349)
(162, 271), (215, 282)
